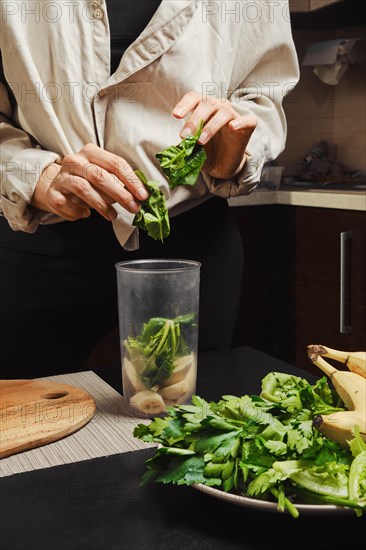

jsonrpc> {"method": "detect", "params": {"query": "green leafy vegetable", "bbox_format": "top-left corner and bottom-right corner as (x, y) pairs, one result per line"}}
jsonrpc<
(133, 121), (207, 241)
(125, 313), (196, 389)
(156, 120), (207, 189)
(132, 170), (170, 242)
(133, 372), (366, 518)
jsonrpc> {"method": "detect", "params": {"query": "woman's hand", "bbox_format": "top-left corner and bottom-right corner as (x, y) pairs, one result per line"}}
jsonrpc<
(173, 91), (258, 180)
(31, 144), (149, 221)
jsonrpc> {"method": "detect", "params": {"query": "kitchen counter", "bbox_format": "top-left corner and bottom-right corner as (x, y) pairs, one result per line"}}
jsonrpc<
(228, 188), (366, 211)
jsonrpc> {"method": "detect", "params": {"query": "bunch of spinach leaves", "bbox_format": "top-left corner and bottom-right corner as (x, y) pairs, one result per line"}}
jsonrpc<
(125, 313), (196, 389)
(133, 121), (206, 241)
(133, 371), (366, 518)
(132, 170), (170, 242)
(155, 119), (207, 189)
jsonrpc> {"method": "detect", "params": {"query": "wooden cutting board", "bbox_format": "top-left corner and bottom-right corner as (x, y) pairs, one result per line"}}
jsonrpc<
(0, 379), (96, 458)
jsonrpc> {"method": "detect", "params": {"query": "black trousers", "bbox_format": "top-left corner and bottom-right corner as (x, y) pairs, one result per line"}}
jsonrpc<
(0, 197), (243, 383)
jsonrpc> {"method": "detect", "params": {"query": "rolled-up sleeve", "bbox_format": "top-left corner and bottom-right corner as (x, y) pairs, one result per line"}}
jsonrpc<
(203, 5), (299, 199)
(0, 79), (61, 232)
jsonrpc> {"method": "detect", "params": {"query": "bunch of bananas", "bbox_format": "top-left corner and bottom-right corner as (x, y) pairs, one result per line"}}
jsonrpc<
(307, 344), (366, 447)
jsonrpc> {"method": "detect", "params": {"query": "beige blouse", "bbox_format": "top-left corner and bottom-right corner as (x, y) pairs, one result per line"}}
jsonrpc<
(0, 0), (299, 248)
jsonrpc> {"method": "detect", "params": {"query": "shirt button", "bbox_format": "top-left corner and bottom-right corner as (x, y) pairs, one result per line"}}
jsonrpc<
(93, 7), (104, 20)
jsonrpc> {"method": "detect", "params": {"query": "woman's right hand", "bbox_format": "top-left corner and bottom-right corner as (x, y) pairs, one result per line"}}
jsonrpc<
(31, 143), (149, 221)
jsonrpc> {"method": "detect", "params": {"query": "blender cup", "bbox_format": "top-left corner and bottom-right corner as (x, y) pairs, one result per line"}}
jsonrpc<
(115, 259), (200, 418)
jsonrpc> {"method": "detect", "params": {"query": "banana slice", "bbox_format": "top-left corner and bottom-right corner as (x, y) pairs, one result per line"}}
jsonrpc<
(159, 379), (189, 401)
(127, 351), (147, 375)
(160, 353), (194, 388)
(174, 364), (197, 405)
(159, 362), (197, 406)
(122, 357), (147, 395)
(130, 390), (166, 415)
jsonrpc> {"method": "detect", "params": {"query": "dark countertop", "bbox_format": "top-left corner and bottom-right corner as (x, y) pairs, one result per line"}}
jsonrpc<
(1, 347), (364, 550)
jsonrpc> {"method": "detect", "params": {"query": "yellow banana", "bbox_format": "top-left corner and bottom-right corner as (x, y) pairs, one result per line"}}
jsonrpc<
(313, 411), (366, 447)
(308, 344), (366, 378)
(307, 345), (366, 447)
(307, 348), (366, 410)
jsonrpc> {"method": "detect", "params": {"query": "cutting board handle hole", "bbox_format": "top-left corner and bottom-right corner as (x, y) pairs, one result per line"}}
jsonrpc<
(40, 392), (69, 400)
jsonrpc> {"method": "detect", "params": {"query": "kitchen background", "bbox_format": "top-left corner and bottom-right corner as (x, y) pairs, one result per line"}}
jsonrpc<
(86, 0), (366, 380)
(281, 0), (365, 179)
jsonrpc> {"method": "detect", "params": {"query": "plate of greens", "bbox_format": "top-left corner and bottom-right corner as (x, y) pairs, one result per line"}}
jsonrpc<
(192, 482), (354, 516)
(133, 371), (366, 518)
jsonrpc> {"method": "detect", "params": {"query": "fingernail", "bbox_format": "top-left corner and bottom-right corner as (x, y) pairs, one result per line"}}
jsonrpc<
(180, 127), (191, 138)
(199, 131), (208, 144)
(129, 200), (140, 213)
(173, 106), (184, 116)
(231, 120), (241, 129)
(137, 186), (149, 200)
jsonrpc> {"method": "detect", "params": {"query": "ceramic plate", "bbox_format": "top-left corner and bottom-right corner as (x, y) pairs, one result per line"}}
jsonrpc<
(193, 484), (355, 516)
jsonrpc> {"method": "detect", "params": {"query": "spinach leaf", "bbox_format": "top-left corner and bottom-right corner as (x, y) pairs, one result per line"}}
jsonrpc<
(132, 169), (170, 241)
(156, 120), (207, 190)
(132, 121), (206, 241)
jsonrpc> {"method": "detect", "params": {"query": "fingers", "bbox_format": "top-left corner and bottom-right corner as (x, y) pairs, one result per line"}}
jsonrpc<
(46, 144), (150, 222)
(173, 91), (257, 144)
(71, 159), (141, 214)
(194, 108), (239, 145)
(172, 92), (259, 180)
(47, 172), (118, 222)
(229, 113), (258, 133)
(173, 90), (202, 119)
(47, 186), (91, 222)
(80, 144), (149, 201)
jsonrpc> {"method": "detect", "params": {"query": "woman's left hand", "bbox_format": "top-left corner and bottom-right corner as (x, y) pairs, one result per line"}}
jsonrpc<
(173, 91), (258, 180)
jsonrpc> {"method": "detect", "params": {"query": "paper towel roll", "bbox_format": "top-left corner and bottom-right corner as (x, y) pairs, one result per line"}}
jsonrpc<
(313, 58), (349, 86)
(302, 38), (360, 85)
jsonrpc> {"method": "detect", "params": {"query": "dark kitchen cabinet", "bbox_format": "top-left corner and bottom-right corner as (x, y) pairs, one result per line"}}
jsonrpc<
(281, 205), (366, 374)
(232, 204), (366, 375)
(231, 205), (278, 356)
